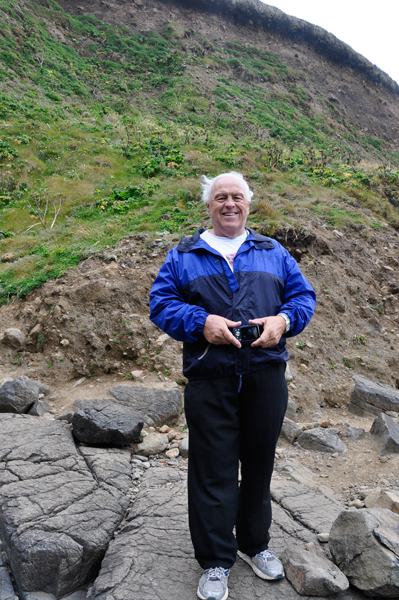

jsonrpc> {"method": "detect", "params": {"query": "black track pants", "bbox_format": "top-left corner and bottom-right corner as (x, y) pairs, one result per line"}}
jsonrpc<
(184, 364), (288, 570)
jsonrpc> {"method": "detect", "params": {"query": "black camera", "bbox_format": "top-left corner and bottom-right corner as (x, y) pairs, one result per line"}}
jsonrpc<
(231, 324), (261, 344)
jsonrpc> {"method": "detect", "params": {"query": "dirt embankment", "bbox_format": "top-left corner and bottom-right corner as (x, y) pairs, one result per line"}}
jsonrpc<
(1, 223), (399, 411)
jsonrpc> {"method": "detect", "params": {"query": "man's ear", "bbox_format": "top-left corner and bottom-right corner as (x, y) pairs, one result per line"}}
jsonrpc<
(206, 203), (211, 217)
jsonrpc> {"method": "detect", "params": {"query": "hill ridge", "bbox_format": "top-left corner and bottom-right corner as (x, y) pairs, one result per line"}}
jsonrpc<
(158, 0), (399, 94)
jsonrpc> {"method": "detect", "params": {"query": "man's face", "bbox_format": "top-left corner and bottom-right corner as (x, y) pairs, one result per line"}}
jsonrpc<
(207, 176), (250, 238)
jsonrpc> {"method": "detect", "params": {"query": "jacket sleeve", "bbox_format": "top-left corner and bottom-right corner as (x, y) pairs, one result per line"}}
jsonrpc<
(278, 244), (316, 337)
(149, 249), (209, 343)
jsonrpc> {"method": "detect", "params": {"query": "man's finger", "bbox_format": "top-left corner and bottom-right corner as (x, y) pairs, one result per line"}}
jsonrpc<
(224, 319), (242, 328)
(251, 331), (271, 347)
(248, 318), (265, 325)
(224, 328), (241, 348)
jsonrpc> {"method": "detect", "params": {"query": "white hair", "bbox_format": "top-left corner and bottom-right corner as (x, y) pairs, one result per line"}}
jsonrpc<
(200, 172), (254, 204)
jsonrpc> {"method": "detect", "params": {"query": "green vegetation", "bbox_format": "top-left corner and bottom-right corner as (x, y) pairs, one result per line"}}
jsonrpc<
(1, 0), (399, 304)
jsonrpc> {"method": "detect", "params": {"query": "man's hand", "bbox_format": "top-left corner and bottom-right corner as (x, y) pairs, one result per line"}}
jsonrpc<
(249, 316), (286, 348)
(203, 315), (242, 348)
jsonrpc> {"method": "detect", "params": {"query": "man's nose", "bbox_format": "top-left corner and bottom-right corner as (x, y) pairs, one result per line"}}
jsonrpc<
(224, 195), (236, 206)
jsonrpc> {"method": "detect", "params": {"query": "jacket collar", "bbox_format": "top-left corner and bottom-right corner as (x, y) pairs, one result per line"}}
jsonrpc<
(176, 228), (274, 253)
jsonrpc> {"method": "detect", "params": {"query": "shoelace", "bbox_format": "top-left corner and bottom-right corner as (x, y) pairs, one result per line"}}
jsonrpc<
(255, 549), (275, 561)
(206, 567), (228, 580)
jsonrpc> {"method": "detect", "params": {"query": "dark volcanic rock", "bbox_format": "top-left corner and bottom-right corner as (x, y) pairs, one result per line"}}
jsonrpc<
(280, 417), (302, 444)
(329, 508), (399, 597)
(0, 376), (50, 414)
(297, 428), (347, 453)
(28, 400), (51, 417)
(108, 384), (183, 426)
(72, 399), (143, 447)
(0, 550), (17, 600)
(271, 477), (343, 534)
(79, 447), (132, 492)
(0, 414), (130, 599)
(349, 375), (399, 417)
(89, 467), (361, 600)
(281, 544), (349, 596)
(341, 423), (365, 440)
(370, 412), (399, 455)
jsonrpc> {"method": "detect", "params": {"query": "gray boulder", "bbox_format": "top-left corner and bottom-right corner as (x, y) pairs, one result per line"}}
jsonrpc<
(0, 414), (130, 598)
(349, 375), (399, 417)
(28, 400), (51, 417)
(271, 477), (343, 534)
(78, 447), (132, 492)
(341, 423), (365, 440)
(329, 508), (399, 596)
(72, 399), (143, 447)
(297, 428), (347, 453)
(370, 413), (399, 455)
(56, 411), (74, 423)
(2, 328), (25, 350)
(280, 418), (302, 444)
(134, 432), (168, 456)
(0, 550), (18, 600)
(108, 385), (183, 426)
(0, 376), (50, 414)
(281, 544), (349, 595)
(286, 398), (298, 422)
(179, 436), (189, 458)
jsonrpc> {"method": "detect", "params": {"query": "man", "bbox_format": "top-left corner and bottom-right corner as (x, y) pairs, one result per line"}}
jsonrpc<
(150, 172), (316, 600)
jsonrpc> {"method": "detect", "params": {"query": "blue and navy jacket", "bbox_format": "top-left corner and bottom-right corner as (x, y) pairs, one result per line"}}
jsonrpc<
(149, 228), (316, 381)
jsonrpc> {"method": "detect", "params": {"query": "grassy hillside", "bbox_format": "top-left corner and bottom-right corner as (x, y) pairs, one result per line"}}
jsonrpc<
(1, 0), (399, 305)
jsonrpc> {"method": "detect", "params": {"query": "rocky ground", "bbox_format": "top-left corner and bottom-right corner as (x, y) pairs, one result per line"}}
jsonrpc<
(1, 221), (399, 496)
(1, 223), (399, 598)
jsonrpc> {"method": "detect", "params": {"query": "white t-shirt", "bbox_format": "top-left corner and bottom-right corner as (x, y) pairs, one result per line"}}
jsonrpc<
(200, 230), (248, 271)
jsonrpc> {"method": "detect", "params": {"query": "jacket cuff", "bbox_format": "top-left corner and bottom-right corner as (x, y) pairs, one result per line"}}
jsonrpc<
(196, 311), (210, 336)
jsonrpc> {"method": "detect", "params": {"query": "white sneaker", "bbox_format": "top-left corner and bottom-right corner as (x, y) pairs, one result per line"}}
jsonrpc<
(237, 549), (284, 580)
(197, 567), (229, 600)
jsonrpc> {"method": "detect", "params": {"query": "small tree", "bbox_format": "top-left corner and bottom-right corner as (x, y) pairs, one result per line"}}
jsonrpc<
(24, 189), (65, 232)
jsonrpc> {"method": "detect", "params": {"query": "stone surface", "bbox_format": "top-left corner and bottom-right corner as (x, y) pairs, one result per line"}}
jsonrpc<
(297, 428), (347, 453)
(28, 400), (51, 417)
(329, 508), (399, 597)
(374, 490), (399, 514)
(0, 377), (50, 414)
(165, 447), (179, 459)
(108, 384), (183, 426)
(281, 544), (349, 595)
(271, 474), (343, 534)
(280, 417), (302, 444)
(2, 329), (25, 350)
(90, 467), (364, 600)
(79, 447), (132, 492)
(134, 432), (168, 456)
(56, 411), (74, 424)
(72, 399), (143, 447)
(0, 415), (130, 598)
(0, 550), (17, 600)
(364, 493), (381, 508)
(341, 423), (365, 440)
(179, 436), (189, 458)
(349, 375), (399, 417)
(285, 363), (294, 382)
(286, 398), (297, 422)
(370, 412), (399, 455)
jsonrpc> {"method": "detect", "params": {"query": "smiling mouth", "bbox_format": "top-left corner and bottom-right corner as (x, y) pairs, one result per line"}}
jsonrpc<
(222, 212), (238, 216)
